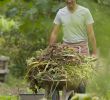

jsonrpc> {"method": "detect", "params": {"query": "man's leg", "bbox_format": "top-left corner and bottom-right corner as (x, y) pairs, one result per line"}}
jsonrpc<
(76, 83), (86, 93)
(52, 90), (60, 100)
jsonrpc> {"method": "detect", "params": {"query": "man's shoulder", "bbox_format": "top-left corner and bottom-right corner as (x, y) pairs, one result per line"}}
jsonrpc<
(57, 6), (67, 14)
(78, 5), (90, 12)
(59, 6), (67, 11)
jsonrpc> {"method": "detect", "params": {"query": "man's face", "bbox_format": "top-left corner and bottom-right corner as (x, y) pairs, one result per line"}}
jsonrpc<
(66, 0), (76, 9)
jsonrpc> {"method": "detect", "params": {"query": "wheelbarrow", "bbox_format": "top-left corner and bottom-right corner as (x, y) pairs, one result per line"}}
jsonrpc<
(41, 79), (84, 100)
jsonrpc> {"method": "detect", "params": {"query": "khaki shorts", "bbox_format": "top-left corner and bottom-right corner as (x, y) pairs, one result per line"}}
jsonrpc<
(63, 41), (89, 56)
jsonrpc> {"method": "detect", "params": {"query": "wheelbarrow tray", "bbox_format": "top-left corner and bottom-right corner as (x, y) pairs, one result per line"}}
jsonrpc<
(40, 79), (81, 91)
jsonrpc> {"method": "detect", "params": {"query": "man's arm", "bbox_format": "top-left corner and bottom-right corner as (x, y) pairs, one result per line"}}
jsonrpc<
(87, 24), (97, 56)
(49, 24), (60, 46)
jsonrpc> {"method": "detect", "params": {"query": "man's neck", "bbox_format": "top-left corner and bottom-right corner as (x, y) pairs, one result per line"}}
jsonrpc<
(67, 4), (78, 13)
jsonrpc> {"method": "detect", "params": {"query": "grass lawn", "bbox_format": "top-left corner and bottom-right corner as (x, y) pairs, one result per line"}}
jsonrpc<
(0, 96), (17, 100)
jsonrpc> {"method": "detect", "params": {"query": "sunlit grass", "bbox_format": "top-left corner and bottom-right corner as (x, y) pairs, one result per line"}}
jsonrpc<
(0, 96), (17, 100)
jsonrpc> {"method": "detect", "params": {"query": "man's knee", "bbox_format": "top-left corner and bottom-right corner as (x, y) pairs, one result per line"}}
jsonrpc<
(76, 83), (86, 93)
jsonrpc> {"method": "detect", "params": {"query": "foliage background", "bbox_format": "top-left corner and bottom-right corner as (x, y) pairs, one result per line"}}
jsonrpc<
(0, 0), (110, 99)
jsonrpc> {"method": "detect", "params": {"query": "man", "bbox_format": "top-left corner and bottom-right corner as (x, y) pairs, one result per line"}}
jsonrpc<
(49, 0), (97, 99)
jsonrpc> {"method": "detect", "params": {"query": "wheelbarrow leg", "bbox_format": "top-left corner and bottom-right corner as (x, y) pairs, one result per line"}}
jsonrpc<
(45, 86), (60, 100)
(62, 86), (68, 100)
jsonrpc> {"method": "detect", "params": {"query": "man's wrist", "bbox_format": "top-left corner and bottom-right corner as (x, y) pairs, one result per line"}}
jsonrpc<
(91, 51), (97, 57)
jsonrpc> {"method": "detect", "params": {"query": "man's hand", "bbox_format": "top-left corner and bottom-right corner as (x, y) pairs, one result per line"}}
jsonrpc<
(91, 53), (97, 58)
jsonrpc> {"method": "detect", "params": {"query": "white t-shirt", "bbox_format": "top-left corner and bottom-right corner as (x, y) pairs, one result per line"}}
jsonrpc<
(53, 5), (94, 43)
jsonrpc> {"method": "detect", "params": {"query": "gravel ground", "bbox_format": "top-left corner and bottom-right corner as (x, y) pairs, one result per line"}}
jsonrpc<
(0, 82), (29, 95)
